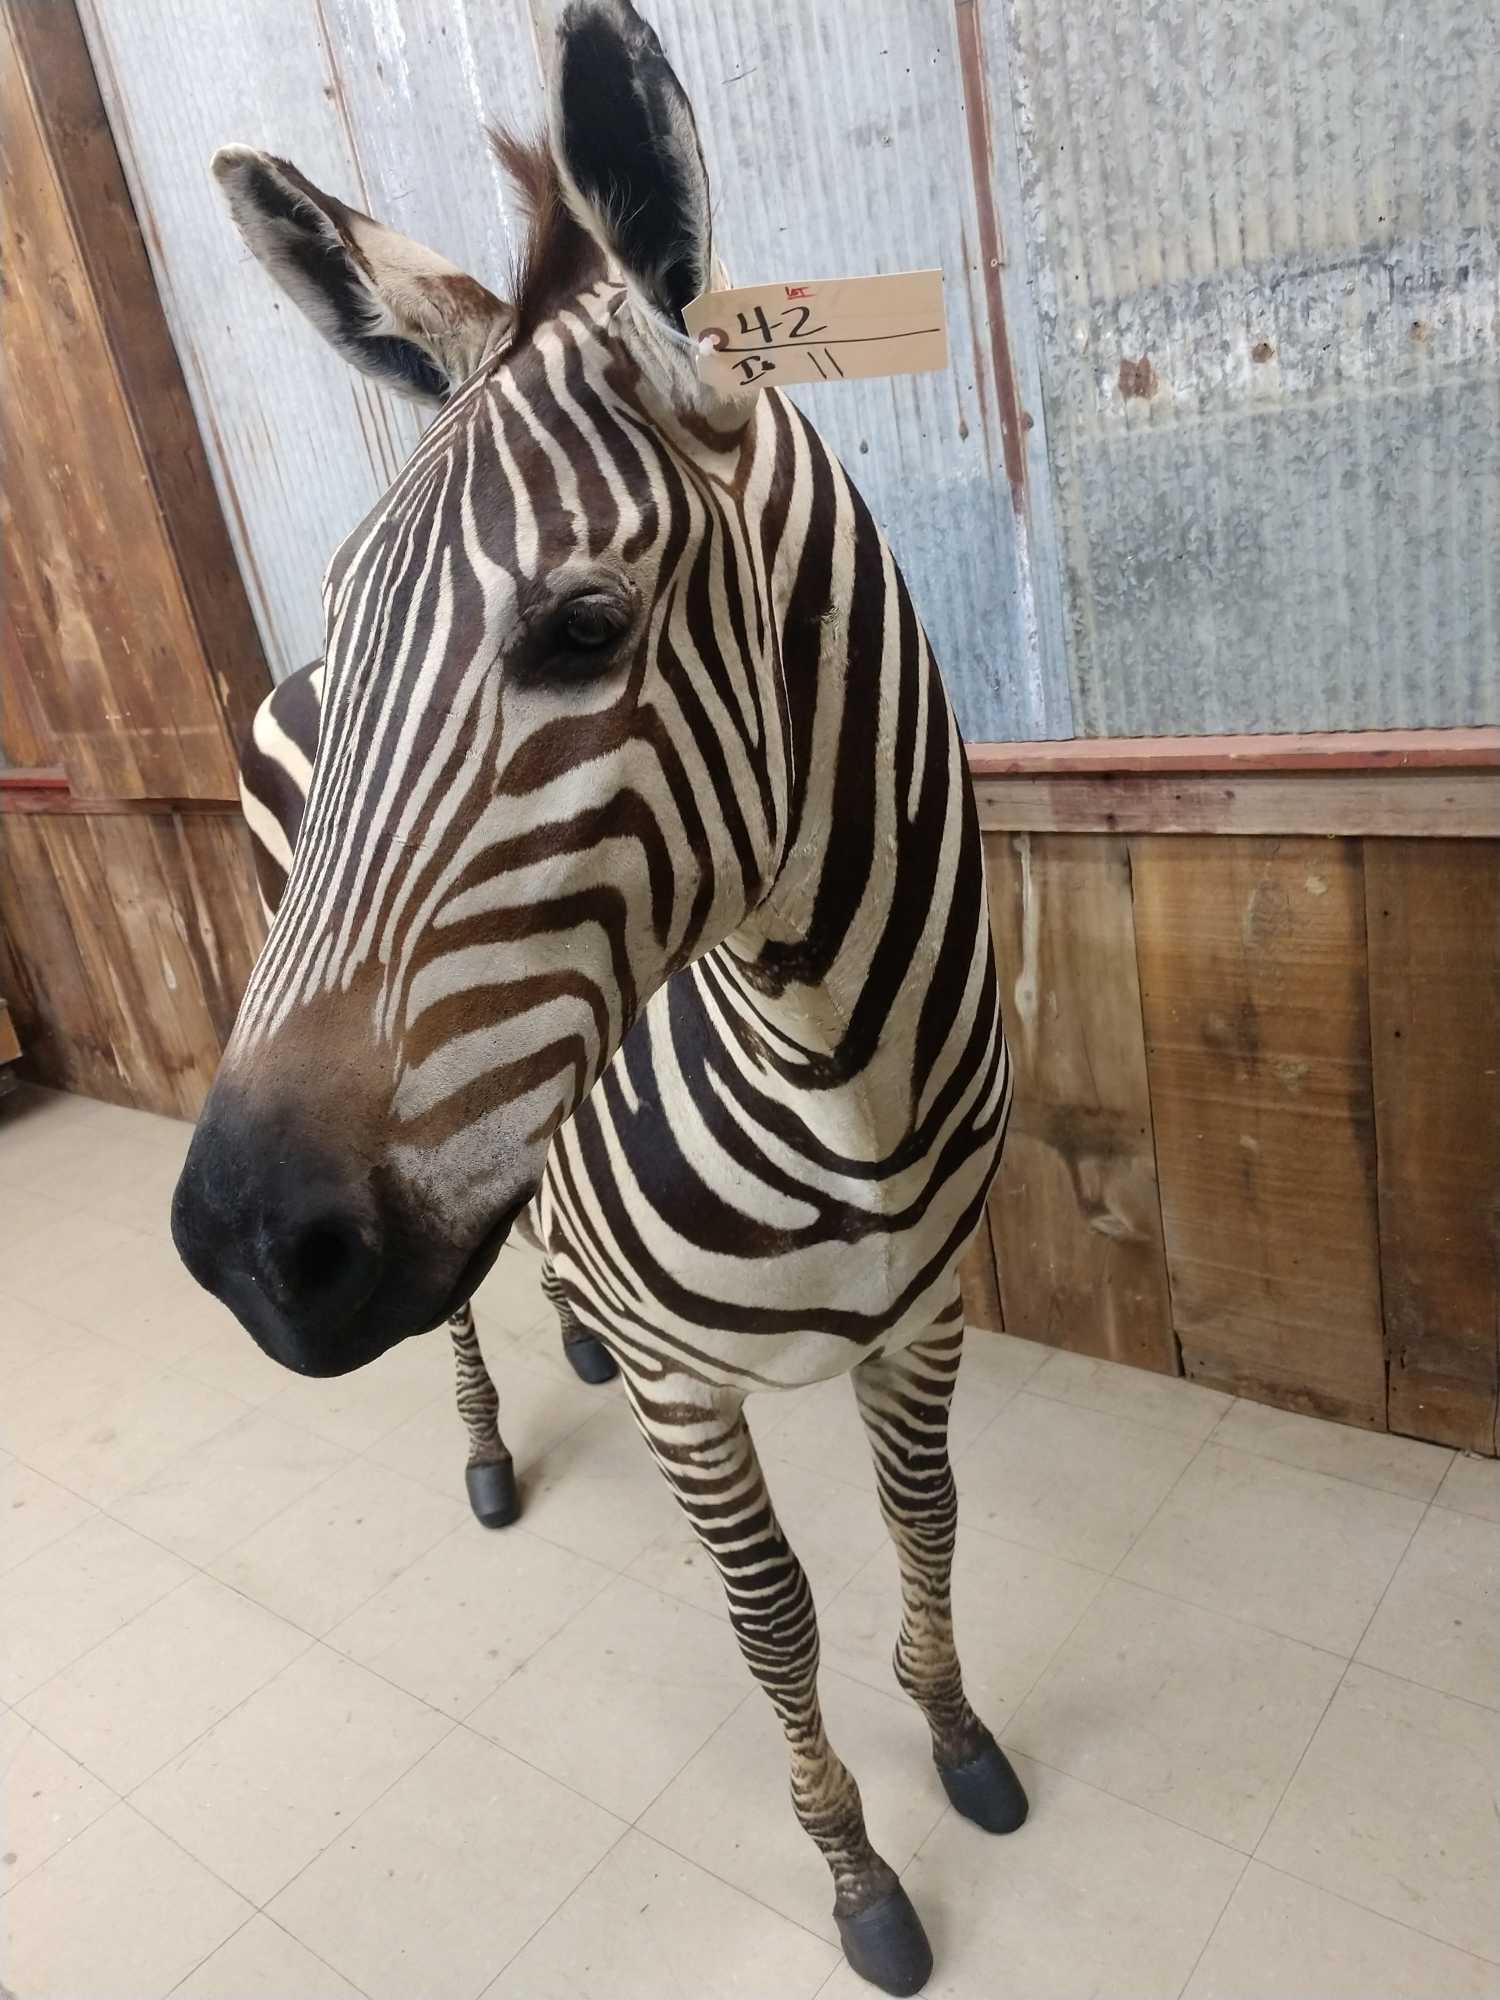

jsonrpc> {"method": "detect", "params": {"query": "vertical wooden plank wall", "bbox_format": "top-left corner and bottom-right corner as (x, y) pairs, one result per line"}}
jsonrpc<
(1, 0), (270, 1117)
(964, 821), (1500, 1455)
(1366, 843), (1500, 1454)
(981, 835), (1174, 1371)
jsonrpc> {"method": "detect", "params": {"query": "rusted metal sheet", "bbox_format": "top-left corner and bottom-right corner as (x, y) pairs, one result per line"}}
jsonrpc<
(989, 0), (1500, 734)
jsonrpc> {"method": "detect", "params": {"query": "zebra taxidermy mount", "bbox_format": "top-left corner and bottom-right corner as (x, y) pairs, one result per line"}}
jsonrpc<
(174, 3), (1022, 1990)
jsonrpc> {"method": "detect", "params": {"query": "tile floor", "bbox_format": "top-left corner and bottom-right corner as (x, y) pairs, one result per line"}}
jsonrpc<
(1, 1083), (1497, 2000)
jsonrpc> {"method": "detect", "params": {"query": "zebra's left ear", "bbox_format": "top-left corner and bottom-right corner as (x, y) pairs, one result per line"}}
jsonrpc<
(548, 1), (713, 339)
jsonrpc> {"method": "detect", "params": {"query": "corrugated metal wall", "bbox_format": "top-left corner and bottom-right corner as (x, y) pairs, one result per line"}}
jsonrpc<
(81, 0), (1498, 739)
(994, 0), (1500, 733)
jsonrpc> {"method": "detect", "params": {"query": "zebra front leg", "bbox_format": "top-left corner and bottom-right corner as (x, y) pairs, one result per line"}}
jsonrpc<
(852, 1316), (1028, 1835)
(541, 1261), (619, 1385)
(625, 1372), (933, 1998)
(449, 1304), (519, 1528)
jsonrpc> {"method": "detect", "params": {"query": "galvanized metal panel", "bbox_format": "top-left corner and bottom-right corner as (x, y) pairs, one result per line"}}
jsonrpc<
(634, 0), (1072, 741)
(991, 0), (1500, 733)
(78, 0), (541, 683)
(82, 0), (1071, 739)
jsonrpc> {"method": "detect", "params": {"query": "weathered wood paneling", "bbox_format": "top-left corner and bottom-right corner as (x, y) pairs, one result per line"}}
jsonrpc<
(958, 1215), (1005, 1332)
(982, 832), (1175, 1370)
(1131, 837), (1387, 1427)
(1, 0), (266, 800)
(1366, 842), (1500, 1454)
(972, 770), (1500, 839)
(0, 811), (265, 1118)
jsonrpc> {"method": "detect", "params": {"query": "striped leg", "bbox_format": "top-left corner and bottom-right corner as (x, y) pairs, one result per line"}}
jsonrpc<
(852, 1318), (1028, 1835)
(624, 1371), (933, 1997)
(541, 1262), (619, 1386)
(449, 1305), (519, 1528)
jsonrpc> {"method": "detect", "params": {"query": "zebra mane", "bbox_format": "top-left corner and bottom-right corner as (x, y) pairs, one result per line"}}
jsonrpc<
(487, 126), (604, 346)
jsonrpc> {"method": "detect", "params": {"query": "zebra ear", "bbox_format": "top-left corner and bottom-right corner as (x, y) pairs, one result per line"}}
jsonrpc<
(548, 0), (713, 334)
(211, 147), (514, 405)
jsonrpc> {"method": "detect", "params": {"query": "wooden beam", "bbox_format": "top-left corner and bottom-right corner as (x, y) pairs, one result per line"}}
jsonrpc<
(0, 0), (268, 800)
(968, 727), (1500, 776)
(972, 770), (1498, 839)
(1132, 836), (1388, 1428)
(982, 832), (1176, 1371)
(1366, 842), (1500, 1454)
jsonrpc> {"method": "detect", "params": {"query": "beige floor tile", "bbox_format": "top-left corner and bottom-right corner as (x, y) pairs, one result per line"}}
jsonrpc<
(1005, 1579), (1344, 1849)
(0, 1289), (92, 1383)
(44, 1227), (238, 1366)
(1212, 1398), (1455, 1502)
(327, 1519), (612, 1718)
(641, 1669), (947, 1944)
(953, 1393), (1199, 1572)
(1119, 1445), (1423, 1654)
(0, 1185), (75, 1259)
(629, 1453), (889, 1626)
(820, 1526), (1104, 1730)
(819, 1754), (1244, 2000)
(1260, 1663), (1500, 1961)
(482, 1827), (838, 2000)
(0, 1456), (96, 1576)
(516, 1402), (681, 1570)
(470, 1574), (749, 1819)
(1438, 1452), (1500, 1525)
(0, 1708), (116, 1890)
(0, 1801), (250, 2000)
(1356, 1504), (1499, 1708)
(762, 1333), (1037, 1498)
(470, 1248), (560, 1344)
(210, 1456), (467, 1636)
(263, 1326), (455, 1451)
(0, 1513), (190, 1705)
(0, 1094), (134, 1199)
(174, 1914), (366, 2000)
(366, 1348), (603, 1501)
(175, 1317), (306, 1405)
(0, 1325), (151, 1457)
(3, 1330), (248, 1508)
(1029, 1349), (1232, 1441)
(18, 1574), (311, 1793)
(132, 1644), (450, 1905)
(2, 1207), (145, 1313)
(109, 1407), (350, 1567)
(1182, 1860), (1500, 1999)
(268, 1725), (622, 2000)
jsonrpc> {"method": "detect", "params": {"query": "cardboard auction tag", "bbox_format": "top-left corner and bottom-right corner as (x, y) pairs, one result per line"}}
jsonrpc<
(683, 270), (946, 394)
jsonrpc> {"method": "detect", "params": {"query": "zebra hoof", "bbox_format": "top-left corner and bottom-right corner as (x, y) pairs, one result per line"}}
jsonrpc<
(937, 1733), (1028, 1834)
(835, 1884), (932, 1996)
(466, 1458), (519, 1528)
(563, 1332), (618, 1385)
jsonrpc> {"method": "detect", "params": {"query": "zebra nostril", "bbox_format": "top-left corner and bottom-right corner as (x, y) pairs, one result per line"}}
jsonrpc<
(284, 1214), (378, 1310)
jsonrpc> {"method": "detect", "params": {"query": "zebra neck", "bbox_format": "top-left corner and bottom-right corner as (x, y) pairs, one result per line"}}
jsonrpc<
(708, 427), (986, 1160)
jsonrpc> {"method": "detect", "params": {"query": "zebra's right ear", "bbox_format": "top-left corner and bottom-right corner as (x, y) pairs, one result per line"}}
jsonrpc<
(211, 147), (515, 405)
(548, 1), (713, 337)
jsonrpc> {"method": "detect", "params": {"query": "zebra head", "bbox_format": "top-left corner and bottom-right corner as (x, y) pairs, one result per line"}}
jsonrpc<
(174, 2), (800, 1374)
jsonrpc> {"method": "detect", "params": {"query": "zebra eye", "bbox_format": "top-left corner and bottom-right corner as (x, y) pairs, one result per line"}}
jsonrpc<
(558, 596), (626, 652)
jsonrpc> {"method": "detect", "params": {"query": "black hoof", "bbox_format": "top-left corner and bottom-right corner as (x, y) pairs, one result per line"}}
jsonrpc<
(563, 1331), (618, 1385)
(938, 1734), (1028, 1834)
(835, 1884), (932, 1996)
(466, 1458), (519, 1528)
